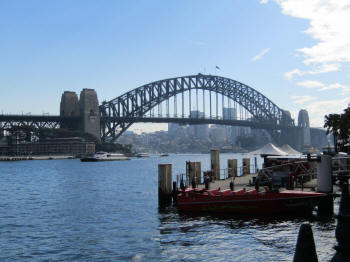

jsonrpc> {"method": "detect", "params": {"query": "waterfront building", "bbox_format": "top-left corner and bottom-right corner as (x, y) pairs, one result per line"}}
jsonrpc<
(0, 137), (95, 156)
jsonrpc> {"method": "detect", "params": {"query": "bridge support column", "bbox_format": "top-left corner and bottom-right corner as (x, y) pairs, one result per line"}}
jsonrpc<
(60, 91), (80, 130)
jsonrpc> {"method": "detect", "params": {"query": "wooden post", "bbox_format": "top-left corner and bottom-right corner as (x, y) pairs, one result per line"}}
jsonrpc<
(317, 155), (334, 217)
(243, 158), (250, 175)
(317, 155), (332, 193)
(187, 161), (201, 187)
(158, 164), (172, 207)
(195, 162), (201, 185)
(210, 149), (220, 180)
(228, 159), (237, 178)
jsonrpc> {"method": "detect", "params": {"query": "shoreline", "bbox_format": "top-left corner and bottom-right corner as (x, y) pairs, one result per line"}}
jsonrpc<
(0, 155), (75, 161)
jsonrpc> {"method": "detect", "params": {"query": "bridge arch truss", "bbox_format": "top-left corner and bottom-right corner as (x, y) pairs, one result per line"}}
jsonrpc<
(100, 74), (294, 141)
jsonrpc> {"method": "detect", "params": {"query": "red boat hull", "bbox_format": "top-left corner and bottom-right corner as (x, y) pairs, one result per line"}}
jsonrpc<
(177, 189), (326, 215)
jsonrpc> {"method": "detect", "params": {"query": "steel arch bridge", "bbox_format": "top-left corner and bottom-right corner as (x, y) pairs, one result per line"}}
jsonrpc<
(100, 74), (295, 141)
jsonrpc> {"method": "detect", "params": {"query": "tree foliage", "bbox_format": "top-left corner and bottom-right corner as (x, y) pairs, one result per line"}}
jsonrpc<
(324, 106), (350, 153)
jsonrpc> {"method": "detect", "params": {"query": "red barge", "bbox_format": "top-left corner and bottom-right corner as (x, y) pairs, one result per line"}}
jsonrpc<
(177, 188), (326, 215)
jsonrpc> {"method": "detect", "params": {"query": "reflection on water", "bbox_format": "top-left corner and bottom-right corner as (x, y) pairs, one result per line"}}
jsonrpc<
(0, 154), (339, 261)
(157, 204), (337, 262)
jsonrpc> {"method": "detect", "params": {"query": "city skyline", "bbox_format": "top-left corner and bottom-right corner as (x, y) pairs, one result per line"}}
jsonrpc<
(1, 0), (349, 133)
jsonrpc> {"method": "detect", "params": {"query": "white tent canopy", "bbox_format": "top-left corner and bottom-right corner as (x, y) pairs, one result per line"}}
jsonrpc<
(249, 143), (288, 156)
(279, 144), (301, 155)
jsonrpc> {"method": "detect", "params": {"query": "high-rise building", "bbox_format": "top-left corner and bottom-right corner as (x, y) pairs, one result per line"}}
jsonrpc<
(168, 123), (181, 138)
(222, 107), (243, 142)
(298, 109), (311, 148)
(209, 125), (227, 143)
(188, 111), (209, 139)
(223, 107), (236, 120)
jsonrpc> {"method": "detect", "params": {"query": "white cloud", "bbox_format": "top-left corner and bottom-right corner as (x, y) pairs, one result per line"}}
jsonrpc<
(275, 0), (350, 69)
(308, 63), (341, 74)
(284, 68), (306, 79)
(296, 80), (350, 94)
(296, 80), (324, 89)
(304, 98), (350, 127)
(251, 48), (271, 61)
(291, 95), (316, 104)
(319, 83), (350, 91)
(284, 63), (341, 79)
(260, 0), (269, 4)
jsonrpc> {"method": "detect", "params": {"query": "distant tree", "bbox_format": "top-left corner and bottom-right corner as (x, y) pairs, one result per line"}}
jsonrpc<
(96, 142), (132, 154)
(340, 107), (350, 144)
(324, 113), (341, 152)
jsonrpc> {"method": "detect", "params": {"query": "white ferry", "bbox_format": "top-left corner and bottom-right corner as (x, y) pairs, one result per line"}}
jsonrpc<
(80, 152), (130, 162)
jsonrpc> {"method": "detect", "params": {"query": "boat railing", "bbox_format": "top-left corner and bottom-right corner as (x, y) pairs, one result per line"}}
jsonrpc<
(332, 156), (350, 176)
(256, 160), (317, 188)
(237, 164), (258, 177)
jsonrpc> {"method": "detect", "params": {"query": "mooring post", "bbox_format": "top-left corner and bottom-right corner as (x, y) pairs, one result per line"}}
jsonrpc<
(204, 171), (210, 190)
(229, 180), (234, 191)
(210, 149), (220, 180)
(293, 223), (318, 262)
(158, 164), (172, 208)
(331, 184), (350, 262)
(317, 155), (334, 217)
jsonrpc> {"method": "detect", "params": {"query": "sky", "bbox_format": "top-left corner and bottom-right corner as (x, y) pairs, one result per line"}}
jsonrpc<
(1, 0), (350, 132)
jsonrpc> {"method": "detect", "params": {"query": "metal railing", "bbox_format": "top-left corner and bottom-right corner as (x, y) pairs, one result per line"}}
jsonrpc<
(255, 160), (317, 189)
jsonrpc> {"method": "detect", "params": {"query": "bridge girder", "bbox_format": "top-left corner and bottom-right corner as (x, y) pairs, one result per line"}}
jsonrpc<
(100, 74), (295, 141)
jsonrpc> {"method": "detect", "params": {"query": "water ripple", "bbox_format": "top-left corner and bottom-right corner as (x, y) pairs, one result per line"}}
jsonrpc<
(0, 154), (339, 261)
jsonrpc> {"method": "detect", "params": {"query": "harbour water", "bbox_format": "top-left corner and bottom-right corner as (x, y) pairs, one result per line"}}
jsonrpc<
(0, 154), (338, 261)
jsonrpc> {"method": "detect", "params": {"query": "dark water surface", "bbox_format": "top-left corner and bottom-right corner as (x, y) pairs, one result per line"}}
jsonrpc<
(0, 154), (338, 261)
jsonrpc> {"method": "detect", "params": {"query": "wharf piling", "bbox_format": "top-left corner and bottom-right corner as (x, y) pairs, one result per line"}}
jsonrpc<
(317, 155), (334, 217)
(210, 150), (220, 180)
(227, 159), (237, 178)
(158, 164), (173, 207)
(186, 161), (201, 186)
(243, 158), (250, 175)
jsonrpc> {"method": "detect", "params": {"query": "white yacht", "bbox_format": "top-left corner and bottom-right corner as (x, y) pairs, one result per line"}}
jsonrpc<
(81, 152), (130, 162)
(136, 153), (150, 158)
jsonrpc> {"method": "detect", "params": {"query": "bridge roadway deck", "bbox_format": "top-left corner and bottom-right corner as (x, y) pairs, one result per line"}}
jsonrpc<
(0, 114), (79, 121)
